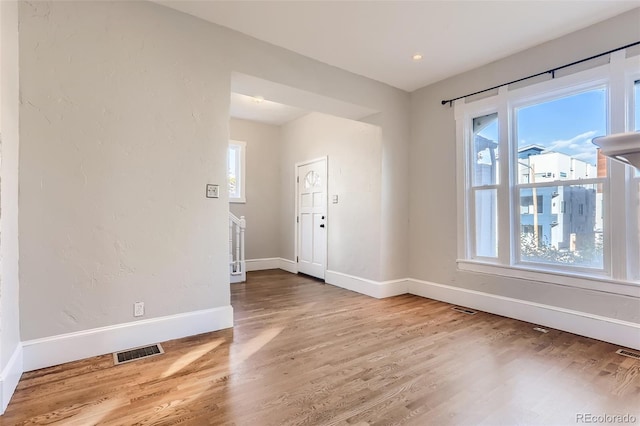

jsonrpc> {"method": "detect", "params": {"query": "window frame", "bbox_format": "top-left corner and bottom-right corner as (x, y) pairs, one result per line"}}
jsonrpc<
(625, 56), (640, 281)
(511, 82), (609, 276)
(228, 140), (246, 203)
(455, 50), (640, 298)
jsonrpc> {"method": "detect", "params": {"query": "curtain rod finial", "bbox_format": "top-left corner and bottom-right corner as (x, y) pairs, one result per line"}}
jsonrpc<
(441, 100), (448, 105)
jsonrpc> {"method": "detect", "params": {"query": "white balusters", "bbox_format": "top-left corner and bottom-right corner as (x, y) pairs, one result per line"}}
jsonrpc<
(229, 213), (246, 283)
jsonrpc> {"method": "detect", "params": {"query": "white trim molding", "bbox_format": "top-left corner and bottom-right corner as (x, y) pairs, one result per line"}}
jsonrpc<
(0, 344), (23, 414)
(454, 52), (640, 288)
(244, 258), (298, 274)
(325, 270), (408, 299)
(457, 260), (640, 298)
(22, 305), (234, 372)
(407, 278), (640, 351)
(314, 269), (639, 350)
(245, 258), (281, 272)
(250, 266), (638, 350)
(278, 258), (298, 274)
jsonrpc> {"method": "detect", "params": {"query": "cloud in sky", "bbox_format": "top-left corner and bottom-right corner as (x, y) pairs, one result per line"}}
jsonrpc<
(543, 130), (598, 165)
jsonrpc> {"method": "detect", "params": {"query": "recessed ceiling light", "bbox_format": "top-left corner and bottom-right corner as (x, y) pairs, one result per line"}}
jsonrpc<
(412, 53), (423, 62)
(252, 95), (265, 104)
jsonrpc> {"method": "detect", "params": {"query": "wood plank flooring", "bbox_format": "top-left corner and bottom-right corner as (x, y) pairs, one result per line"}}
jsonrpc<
(3, 269), (639, 425)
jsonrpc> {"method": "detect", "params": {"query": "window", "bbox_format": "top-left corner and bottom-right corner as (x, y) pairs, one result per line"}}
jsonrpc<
(228, 141), (246, 203)
(470, 113), (499, 258)
(455, 51), (640, 292)
(515, 88), (606, 269)
(520, 195), (543, 214)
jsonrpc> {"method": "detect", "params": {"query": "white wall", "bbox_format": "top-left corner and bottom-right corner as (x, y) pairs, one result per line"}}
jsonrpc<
(229, 118), (282, 260)
(223, 27), (411, 284)
(362, 108), (411, 281)
(18, 1), (409, 343)
(280, 113), (382, 281)
(19, 1), (232, 340)
(409, 8), (640, 323)
(0, 0), (23, 412)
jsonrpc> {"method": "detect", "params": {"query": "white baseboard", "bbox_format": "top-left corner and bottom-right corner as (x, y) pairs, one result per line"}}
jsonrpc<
(316, 271), (640, 350)
(0, 344), (23, 414)
(407, 278), (640, 351)
(230, 273), (245, 284)
(245, 258), (298, 274)
(278, 258), (298, 274)
(245, 258), (280, 271)
(325, 270), (408, 299)
(22, 305), (234, 372)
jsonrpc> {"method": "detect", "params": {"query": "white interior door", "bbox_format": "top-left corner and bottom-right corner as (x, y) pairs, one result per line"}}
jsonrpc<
(296, 158), (327, 279)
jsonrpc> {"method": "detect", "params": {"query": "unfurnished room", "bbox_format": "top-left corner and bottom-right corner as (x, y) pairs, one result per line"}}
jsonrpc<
(0, 1), (639, 425)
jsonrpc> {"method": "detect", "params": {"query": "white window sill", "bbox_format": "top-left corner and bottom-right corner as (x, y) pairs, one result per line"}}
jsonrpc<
(229, 198), (246, 204)
(457, 259), (640, 298)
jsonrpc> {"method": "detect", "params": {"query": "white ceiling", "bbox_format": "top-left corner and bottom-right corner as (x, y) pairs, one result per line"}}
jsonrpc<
(158, 1), (639, 92)
(230, 72), (378, 126)
(230, 93), (309, 126)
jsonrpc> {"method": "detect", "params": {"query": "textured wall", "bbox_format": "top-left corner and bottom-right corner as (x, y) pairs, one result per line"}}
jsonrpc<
(18, 1), (410, 340)
(0, 0), (21, 371)
(409, 8), (640, 322)
(19, 1), (232, 339)
(229, 118), (282, 260)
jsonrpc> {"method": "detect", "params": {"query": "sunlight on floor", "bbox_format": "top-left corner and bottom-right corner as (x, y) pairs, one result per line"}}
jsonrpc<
(161, 339), (225, 378)
(230, 326), (284, 366)
(66, 396), (126, 426)
(157, 327), (285, 416)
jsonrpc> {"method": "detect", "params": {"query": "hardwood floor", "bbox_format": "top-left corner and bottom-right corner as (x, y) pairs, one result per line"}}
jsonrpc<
(3, 269), (639, 425)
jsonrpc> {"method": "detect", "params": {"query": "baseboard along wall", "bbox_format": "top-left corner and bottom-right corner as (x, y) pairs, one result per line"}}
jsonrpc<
(0, 344), (23, 414)
(21, 305), (233, 372)
(4, 262), (638, 415)
(243, 260), (639, 350)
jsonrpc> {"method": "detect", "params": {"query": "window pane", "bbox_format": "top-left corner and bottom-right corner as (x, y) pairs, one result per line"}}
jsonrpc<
(228, 145), (239, 197)
(472, 113), (499, 186)
(474, 188), (497, 258)
(519, 184), (603, 269)
(516, 89), (606, 183)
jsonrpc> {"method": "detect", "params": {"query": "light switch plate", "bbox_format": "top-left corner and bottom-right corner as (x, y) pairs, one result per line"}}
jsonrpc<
(332, 195), (339, 204)
(206, 184), (219, 198)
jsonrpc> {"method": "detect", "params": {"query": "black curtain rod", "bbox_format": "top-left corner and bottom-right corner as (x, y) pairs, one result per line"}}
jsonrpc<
(441, 40), (640, 106)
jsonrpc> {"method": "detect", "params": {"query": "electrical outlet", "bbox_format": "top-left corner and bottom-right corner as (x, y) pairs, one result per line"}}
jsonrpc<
(134, 302), (144, 317)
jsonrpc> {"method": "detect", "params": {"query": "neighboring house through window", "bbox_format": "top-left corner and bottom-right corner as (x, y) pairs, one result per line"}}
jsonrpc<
(455, 50), (640, 294)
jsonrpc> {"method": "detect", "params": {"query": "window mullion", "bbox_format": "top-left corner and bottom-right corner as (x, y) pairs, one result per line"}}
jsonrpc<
(608, 50), (627, 280)
(497, 87), (511, 266)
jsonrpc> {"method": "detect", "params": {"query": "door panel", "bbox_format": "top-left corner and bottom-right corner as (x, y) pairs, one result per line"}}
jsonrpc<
(297, 158), (327, 279)
(300, 213), (312, 262)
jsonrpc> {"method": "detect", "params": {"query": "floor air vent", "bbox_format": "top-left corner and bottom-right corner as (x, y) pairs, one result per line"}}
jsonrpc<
(616, 349), (640, 360)
(113, 344), (164, 365)
(451, 306), (477, 315)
